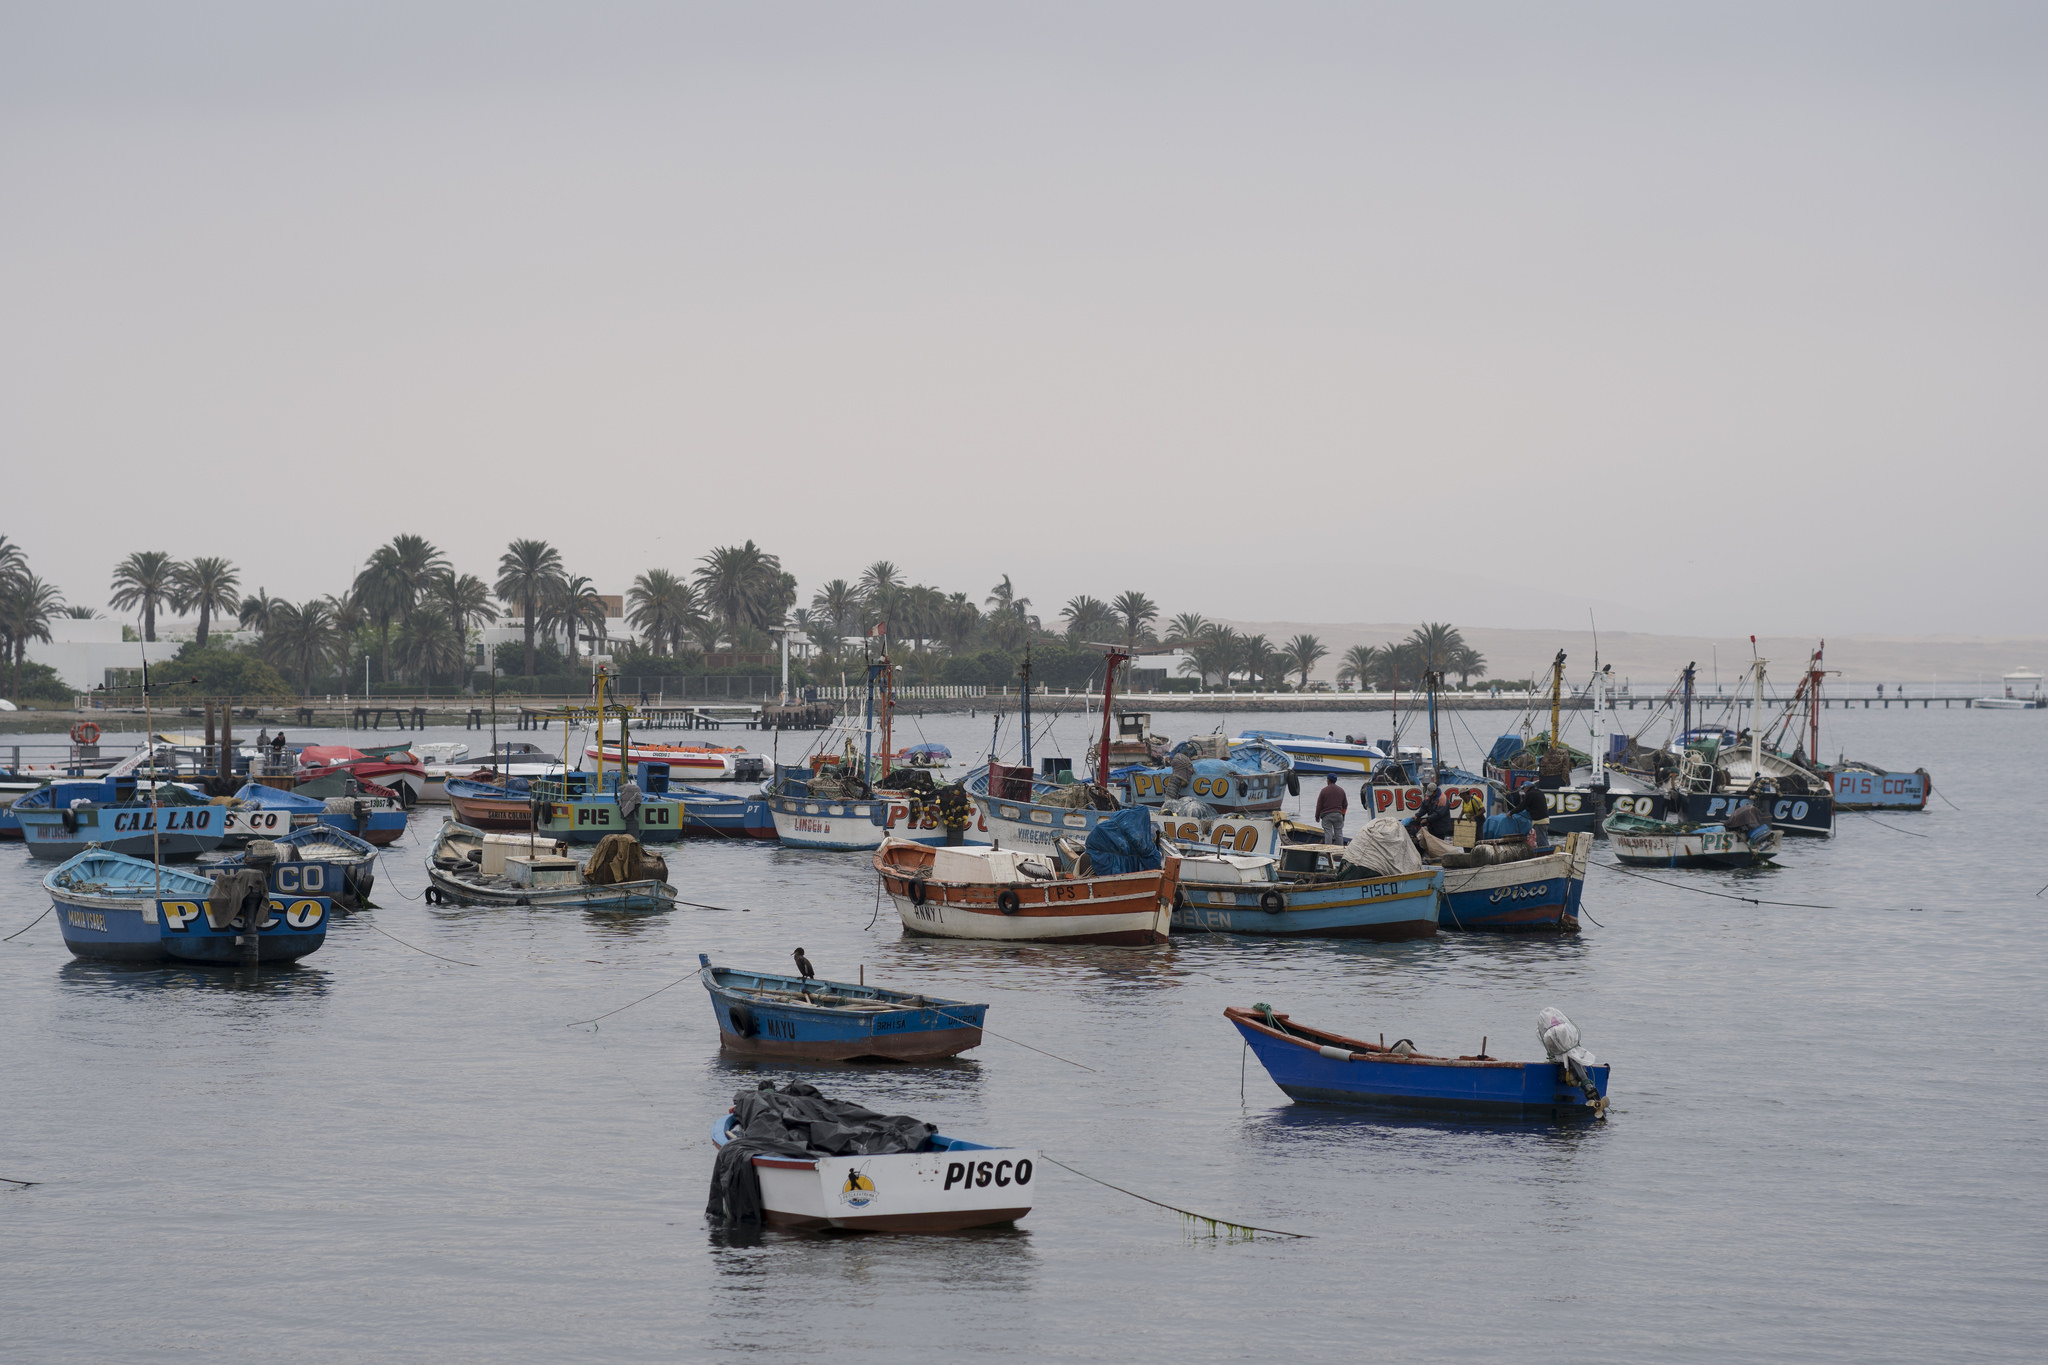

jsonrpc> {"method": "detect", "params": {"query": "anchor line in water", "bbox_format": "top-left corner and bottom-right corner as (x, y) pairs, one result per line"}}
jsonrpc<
(1587, 858), (1922, 912)
(926, 1008), (1097, 1072)
(568, 968), (695, 1028)
(362, 921), (479, 966)
(2, 1174), (39, 1186)
(1038, 1155), (1309, 1239)
(2, 906), (53, 942)
(1853, 811), (1929, 839)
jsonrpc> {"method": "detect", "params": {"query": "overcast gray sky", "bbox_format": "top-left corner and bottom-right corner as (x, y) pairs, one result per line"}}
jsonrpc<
(4, 2), (2042, 638)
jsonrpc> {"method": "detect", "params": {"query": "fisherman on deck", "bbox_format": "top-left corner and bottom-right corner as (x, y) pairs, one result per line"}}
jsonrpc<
(1315, 775), (1349, 845)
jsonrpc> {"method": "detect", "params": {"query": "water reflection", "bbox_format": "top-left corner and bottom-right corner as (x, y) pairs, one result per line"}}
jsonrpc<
(55, 957), (335, 1000)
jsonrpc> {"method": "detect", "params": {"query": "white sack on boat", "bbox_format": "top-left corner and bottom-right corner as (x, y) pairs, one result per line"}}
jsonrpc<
(1345, 818), (1423, 877)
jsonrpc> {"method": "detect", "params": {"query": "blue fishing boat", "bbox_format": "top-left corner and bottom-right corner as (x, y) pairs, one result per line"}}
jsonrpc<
(968, 763), (1282, 857)
(1126, 736), (1296, 813)
(1173, 845), (1442, 939)
(1433, 832), (1592, 931)
(1227, 1004), (1610, 1120)
(234, 780), (408, 846)
(1233, 731), (1385, 776)
(13, 776), (226, 861)
(529, 766), (685, 844)
(208, 824), (378, 909)
(45, 848), (330, 964)
(698, 954), (986, 1061)
(676, 784), (777, 838)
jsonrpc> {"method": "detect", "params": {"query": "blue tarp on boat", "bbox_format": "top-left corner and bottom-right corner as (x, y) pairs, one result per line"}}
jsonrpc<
(1481, 812), (1534, 841)
(1487, 735), (1525, 767)
(1084, 806), (1162, 875)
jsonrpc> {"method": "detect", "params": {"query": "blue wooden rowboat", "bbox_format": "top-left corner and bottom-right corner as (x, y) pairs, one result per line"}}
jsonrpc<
(234, 781), (409, 845)
(1173, 847), (1442, 939)
(1226, 1005), (1610, 1119)
(45, 848), (330, 964)
(699, 954), (986, 1062)
(208, 824), (378, 910)
(1435, 832), (1592, 931)
(14, 778), (226, 861)
(676, 785), (777, 838)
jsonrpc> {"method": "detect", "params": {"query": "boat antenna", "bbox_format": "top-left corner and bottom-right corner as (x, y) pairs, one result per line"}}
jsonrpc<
(1019, 638), (1033, 772)
(141, 642), (159, 895)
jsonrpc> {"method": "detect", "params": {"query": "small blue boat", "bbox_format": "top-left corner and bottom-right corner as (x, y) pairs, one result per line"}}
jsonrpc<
(699, 954), (986, 1062)
(1434, 832), (1592, 931)
(1173, 847), (1442, 939)
(208, 824), (379, 909)
(1227, 1004), (1609, 1119)
(235, 781), (408, 845)
(676, 784), (777, 839)
(1233, 730), (1385, 776)
(45, 848), (330, 964)
(14, 777), (226, 861)
(1126, 737), (1295, 813)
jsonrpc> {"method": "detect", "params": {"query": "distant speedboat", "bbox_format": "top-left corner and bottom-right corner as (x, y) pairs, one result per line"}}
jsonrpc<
(1233, 730), (1384, 776)
(585, 740), (756, 779)
(1974, 670), (2045, 710)
(698, 954), (986, 1061)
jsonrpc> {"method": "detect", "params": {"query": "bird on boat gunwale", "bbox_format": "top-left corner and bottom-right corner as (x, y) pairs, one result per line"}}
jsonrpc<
(793, 947), (816, 981)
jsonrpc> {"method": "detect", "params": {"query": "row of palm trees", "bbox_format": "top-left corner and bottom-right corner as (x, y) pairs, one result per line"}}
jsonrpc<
(2, 535), (95, 696)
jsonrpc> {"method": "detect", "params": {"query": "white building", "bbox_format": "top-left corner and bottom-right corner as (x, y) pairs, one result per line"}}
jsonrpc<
(24, 618), (179, 692)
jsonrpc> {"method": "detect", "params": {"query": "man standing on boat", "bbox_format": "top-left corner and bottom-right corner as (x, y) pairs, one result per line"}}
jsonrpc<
(1315, 774), (1349, 845)
(617, 772), (643, 836)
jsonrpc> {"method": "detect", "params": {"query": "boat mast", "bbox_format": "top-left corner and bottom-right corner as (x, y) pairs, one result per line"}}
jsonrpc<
(1808, 641), (1825, 764)
(1425, 669), (1441, 779)
(878, 622), (895, 780)
(1591, 663), (1606, 783)
(1749, 644), (1766, 778)
(1681, 661), (1695, 740)
(1549, 650), (1566, 751)
(1092, 645), (1132, 789)
(1019, 639), (1033, 773)
(141, 645), (159, 893)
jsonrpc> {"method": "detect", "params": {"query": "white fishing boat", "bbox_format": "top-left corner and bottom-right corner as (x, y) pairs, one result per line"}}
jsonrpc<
(874, 830), (1178, 945)
(1232, 730), (1385, 775)
(1603, 813), (1782, 868)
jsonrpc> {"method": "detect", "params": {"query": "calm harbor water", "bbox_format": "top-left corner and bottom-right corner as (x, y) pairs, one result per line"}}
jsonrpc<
(3, 705), (2043, 1362)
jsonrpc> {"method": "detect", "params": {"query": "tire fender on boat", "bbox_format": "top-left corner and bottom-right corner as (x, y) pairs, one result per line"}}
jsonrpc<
(997, 889), (1022, 915)
(727, 1003), (759, 1038)
(908, 877), (928, 906)
(1259, 889), (1285, 914)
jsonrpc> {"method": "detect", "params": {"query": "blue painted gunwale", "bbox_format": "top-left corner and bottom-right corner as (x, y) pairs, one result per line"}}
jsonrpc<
(699, 954), (986, 1061)
(1227, 1006), (1609, 1118)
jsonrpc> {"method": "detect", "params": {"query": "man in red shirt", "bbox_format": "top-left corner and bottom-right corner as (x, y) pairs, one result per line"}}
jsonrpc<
(1314, 774), (1349, 845)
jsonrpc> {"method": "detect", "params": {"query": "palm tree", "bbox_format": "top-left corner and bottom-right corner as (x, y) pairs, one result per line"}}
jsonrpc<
(63, 605), (99, 619)
(1406, 622), (1466, 676)
(859, 561), (902, 598)
(239, 588), (286, 637)
(1110, 591), (1159, 651)
(494, 539), (565, 676)
(1237, 633), (1276, 688)
(542, 574), (606, 661)
(427, 572), (498, 667)
(0, 536), (26, 593)
(695, 541), (784, 633)
(939, 592), (979, 653)
(388, 535), (450, 606)
(1165, 612), (1208, 646)
(397, 612), (466, 687)
(811, 579), (863, 640)
(1283, 633), (1328, 688)
(1060, 595), (1114, 642)
(108, 550), (180, 642)
(1449, 643), (1487, 687)
(0, 571), (64, 694)
(269, 599), (346, 693)
(171, 556), (240, 648)
(629, 569), (708, 657)
(1336, 644), (1382, 690)
(351, 547), (412, 683)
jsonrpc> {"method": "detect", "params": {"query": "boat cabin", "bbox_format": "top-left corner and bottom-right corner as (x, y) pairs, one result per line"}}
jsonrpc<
(504, 855), (580, 889)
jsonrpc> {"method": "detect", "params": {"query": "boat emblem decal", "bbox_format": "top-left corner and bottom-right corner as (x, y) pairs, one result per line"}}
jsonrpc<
(839, 1165), (878, 1208)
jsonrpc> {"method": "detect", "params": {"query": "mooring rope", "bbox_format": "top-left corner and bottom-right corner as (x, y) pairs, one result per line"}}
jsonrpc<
(1587, 857), (1922, 911)
(928, 1007), (1097, 1072)
(2, 907), (53, 942)
(568, 967), (695, 1028)
(1853, 811), (1928, 839)
(361, 920), (479, 966)
(1038, 1154), (1309, 1239)
(2, 1174), (38, 1186)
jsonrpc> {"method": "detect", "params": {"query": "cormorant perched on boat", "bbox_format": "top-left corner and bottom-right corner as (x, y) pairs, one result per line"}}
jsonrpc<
(792, 947), (816, 982)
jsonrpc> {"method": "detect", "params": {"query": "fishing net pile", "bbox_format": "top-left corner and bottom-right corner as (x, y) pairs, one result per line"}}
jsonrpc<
(585, 834), (668, 886)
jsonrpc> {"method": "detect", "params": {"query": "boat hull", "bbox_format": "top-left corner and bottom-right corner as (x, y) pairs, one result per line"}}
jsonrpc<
(714, 1116), (1035, 1232)
(1437, 835), (1590, 931)
(1673, 790), (1832, 837)
(677, 786), (778, 838)
(1228, 1009), (1609, 1119)
(1171, 868), (1441, 939)
(424, 865), (675, 912)
(1827, 768), (1929, 811)
(447, 790), (533, 831)
(19, 803), (226, 861)
(1606, 826), (1782, 868)
(702, 961), (985, 1061)
(47, 876), (329, 965)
